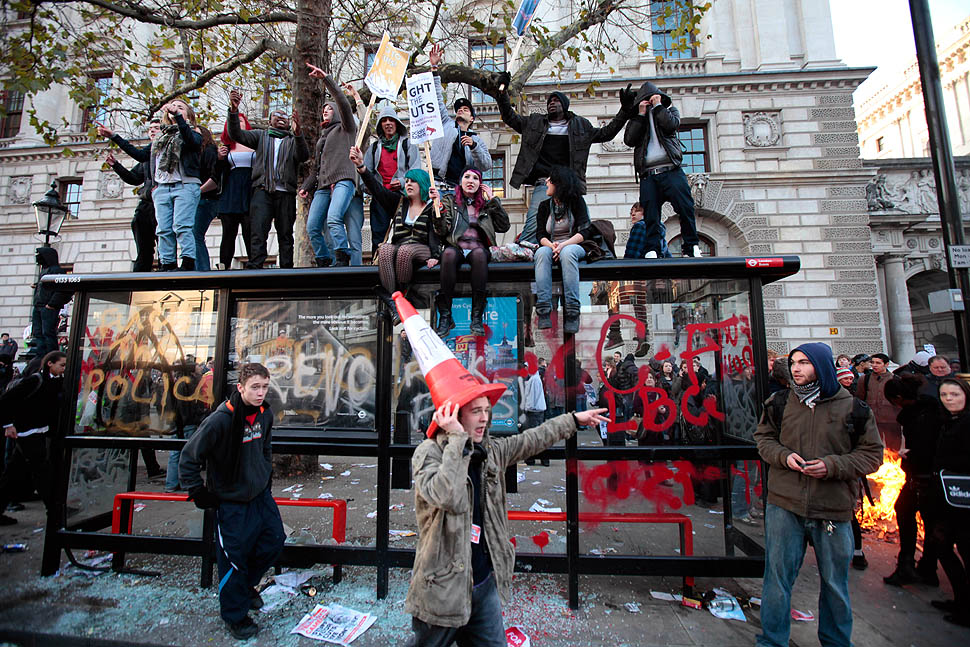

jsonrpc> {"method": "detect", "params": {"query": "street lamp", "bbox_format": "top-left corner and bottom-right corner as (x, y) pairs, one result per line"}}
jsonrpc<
(32, 181), (69, 246)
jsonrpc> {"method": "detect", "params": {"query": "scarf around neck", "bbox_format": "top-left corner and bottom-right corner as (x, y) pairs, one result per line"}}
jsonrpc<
(381, 132), (400, 152)
(792, 380), (821, 409)
(154, 124), (183, 174)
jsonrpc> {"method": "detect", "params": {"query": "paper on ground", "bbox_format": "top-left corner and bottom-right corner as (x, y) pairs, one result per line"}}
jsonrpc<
(291, 604), (377, 645)
(529, 502), (562, 513)
(506, 625), (531, 647)
(274, 569), (321, 589)
(259, 583), (299, 613)
(650, 591), (683, 602)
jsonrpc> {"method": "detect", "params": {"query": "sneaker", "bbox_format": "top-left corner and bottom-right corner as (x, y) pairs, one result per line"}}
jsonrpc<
(645, 251), (659, 259)
(883, 562), (920, 587)
(0, 514), (17, 526)
(733, 515), (757, 526)
(683, 245), (703, 258)
(537, 312), (552, 330)
(563, 313), (580, 335)
(851, 553), (869, 571)
(633, 339), (651, 358)
(250, 588), (264, 610)
(333, 250), (351, 267)
(226, 616), (259, 640)
(604, 335), (624, 350)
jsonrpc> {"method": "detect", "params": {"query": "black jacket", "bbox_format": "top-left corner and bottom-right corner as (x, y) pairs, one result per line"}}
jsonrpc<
(534, 198), (595, 245)
(179, 400), (274, 503)
(0, 371), (64, 436)
(111, 114), (203, 182)
(935, 410), (970, 475)
(227, 111), (310, 193)
(496, 92), (631, 191)
(623, 82), (685, 180)
(34, 248), (72, 310)
(897, 395), (943, 475)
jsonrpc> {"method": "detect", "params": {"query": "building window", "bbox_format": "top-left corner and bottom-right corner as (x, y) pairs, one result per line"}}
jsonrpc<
(59, 179), (83, 220)
(482, 152), (505, 198)
(364, 47), (378, 76)
(81, 73), (112, 131)
(876, 136), (885, 152)
(0, 90), (24, 139)
(469, 40), (506, 104)
(669, 233), (715, 257)
(650, 0), (696, 60)
(679, 124), (709, 173)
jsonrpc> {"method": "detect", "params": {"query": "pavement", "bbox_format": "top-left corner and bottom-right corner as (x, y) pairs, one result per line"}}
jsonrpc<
(1, 448), (968, 647)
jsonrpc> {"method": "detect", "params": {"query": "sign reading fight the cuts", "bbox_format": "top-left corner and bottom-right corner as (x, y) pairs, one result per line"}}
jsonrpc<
(406, 72), (444, 145)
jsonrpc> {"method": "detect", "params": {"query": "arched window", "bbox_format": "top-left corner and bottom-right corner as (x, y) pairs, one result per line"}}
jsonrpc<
(668, 233), (716, 257)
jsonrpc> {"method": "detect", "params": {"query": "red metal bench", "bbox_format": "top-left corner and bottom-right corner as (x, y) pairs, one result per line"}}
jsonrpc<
(507, 510), (694, 593)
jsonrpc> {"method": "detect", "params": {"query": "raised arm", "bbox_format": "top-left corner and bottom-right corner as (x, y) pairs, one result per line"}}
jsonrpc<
(412, 435), (472, 514)
(589, 84), (636, 144)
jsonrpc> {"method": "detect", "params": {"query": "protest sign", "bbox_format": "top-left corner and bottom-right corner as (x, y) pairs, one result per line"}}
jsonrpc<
(358, 32), (410, 147)
(406, 71), (444, 218)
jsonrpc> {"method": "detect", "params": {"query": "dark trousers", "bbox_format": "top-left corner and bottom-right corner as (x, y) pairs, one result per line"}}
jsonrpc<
(215, 488), (286, 623)
(407, 573), (507, 647)
(131, 198), (157, 272)
(639, 167), (699, 254)
(370, 198), (393, 254)
(929, 510), (970, 613)
(248, 189), (295, 268)
(31, 305), (60, 357)
(218, 212), (252, 268)
(895, 476), (939, 565)
(0, 434), (52, 513)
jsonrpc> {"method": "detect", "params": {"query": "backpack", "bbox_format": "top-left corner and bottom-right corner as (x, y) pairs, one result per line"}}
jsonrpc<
(765, 388), (871, 448)
(368, 140), (410, 177)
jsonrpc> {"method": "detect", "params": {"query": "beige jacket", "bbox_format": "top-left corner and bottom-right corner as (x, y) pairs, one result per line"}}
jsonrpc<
(405, 413), (578, 627)
(755, 388), (883, 521)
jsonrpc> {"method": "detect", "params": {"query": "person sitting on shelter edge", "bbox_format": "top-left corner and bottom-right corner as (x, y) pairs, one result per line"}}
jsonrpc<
(179, 363), (285, 641)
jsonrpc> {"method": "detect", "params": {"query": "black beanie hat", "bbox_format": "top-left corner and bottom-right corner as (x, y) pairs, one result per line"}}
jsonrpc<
(547, 91), (570, 113)
(454, 97), (475, 118)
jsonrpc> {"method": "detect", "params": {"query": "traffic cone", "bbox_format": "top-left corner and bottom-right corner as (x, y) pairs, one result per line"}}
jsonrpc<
(392, 291), (506, 438)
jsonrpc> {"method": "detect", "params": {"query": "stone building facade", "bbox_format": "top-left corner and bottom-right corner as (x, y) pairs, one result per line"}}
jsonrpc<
(0, 0), (888, 359)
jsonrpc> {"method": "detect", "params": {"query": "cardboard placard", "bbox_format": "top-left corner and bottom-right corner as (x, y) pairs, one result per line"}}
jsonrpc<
(406, 72), (445, 145)
(363, 32), (409, 101)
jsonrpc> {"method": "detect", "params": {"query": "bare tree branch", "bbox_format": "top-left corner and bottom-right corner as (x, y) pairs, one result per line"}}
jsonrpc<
(36, 0), (297, 28)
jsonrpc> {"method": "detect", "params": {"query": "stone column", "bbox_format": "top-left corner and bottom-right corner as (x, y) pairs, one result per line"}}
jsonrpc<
(881, 255), (917, 364)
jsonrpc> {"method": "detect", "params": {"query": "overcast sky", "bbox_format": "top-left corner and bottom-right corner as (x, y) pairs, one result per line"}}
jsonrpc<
(829, 0), (969, 95)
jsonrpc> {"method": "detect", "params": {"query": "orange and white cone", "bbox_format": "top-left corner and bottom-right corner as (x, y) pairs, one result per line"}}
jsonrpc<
(392, 291), (506, 438)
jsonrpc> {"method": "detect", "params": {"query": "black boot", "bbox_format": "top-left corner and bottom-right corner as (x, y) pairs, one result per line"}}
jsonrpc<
(563, 309), (580, 335)
(634, 338), (651, 358)
(374, 286), (401, 326)
(315, 256), (332, 268)
(160, 262), (178, 272)
(333, 250), (351, 267)
(470, 291), (487, 336)
(884, 559), (920, 586)
(435, 294), (455, 338)
(180, 257), (195, 271)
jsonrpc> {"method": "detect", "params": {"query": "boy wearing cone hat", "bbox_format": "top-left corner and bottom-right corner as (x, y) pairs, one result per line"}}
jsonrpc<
(393, 291), (607, 645)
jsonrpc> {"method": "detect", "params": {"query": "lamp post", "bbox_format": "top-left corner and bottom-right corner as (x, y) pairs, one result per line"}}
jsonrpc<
(32, 181), (69, 246)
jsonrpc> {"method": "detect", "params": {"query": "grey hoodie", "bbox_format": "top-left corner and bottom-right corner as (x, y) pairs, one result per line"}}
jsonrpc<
(363, 103), (410, 189)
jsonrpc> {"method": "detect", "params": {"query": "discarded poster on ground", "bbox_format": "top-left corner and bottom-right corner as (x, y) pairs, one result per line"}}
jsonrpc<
(707, 588), (746, 622)
(650, 591), (683, 602)
(291, 604), (377, 645)
(791, 608), (815, 622)
(274, 569), (321, 589)
(529, 499), (562, 513)
(505, 625), (531, 647)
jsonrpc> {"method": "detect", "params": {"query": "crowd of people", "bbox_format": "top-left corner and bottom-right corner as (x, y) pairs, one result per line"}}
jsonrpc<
(95, 43), (704, 335)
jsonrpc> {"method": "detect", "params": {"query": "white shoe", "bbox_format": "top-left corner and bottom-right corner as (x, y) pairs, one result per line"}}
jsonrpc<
(684, 245), (702, 258)
(645, 251), (658, 259)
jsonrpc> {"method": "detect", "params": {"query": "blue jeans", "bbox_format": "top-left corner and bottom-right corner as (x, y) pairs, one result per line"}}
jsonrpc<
(193, 200), (217, 271)
(518, 181), (547, 245)
(316, 180), (362, 264)
(154, 182), (200, 264)
(345, 193), (364, 266)
(306, 188), (335, 263)
(407, 573), (506, 647)
(757, 503), (854, 647)
(166, 425), (197, 491)
(731, 460), (754, 518)
(534, 244), (586, 314)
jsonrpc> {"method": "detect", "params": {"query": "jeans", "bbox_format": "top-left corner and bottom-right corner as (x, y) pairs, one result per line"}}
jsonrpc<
(193, 200), (218, 271)
(639, 168), (698, 255)
(534, 244), (586, 314)
(757, 503), (854, 647)
(406, 573), (507, 647)
(153, 182), (200, 264)
(165, 425), (197, 491)
(345, 194), (365, 266)
(317, 180), (362, 264)
(306, 188), (335, 263)
(731, 460), (757, 518)
(518, 181), (547, 245)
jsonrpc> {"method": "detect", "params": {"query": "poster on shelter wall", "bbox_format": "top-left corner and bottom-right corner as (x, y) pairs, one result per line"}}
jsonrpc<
(442, 296), (520, 434)
(230, 299), (378, 431)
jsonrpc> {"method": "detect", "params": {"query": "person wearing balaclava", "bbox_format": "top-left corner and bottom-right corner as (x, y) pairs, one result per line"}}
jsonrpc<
(227, 88), (309, 269)
(754, 342), (883, 647)
(622, 81), (703, 259)
(494, 71), (637, 244)
(179, 363), (284, 641)
(31, 247), (72, 357)
(300, 64), (363, 267)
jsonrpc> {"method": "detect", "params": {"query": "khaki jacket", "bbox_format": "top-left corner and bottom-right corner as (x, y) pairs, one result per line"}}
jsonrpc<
(755, 388), (883, 521)
(405, 413), (578, 627)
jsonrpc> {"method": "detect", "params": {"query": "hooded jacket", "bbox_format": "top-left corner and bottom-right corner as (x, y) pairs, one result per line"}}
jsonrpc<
(179, 399), (274, 503)
(406, 413), (579, 627)
(227, 109), (310, 194)
(414, 74), (492, 179)
(497, 89), (632, 191)
(358, 167), (451, 258)
(34, 248), (72, 310)
(622, 81), (685, 180)
(364, 103), (410, 188)
(301, 74), (360, 193)
(755, 342), (884, 521)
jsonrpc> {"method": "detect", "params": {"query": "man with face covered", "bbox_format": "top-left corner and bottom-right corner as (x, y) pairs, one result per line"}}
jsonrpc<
(494, 72), (636, 244)
(227, 90), (309, 269)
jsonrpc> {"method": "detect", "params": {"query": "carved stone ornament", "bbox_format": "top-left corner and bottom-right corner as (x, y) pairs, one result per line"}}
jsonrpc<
(688, 173), (709, 207)
(8, 176), (32, 204)
(877, 169), (938, 214)
(742, 111), (781, 147)
(906, 238), (918, 249)
(99, 173), (124, 200)
(928, 238), (940, 249)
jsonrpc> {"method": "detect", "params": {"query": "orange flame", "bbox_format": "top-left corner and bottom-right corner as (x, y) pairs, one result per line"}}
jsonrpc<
(860, 449), (907, 531)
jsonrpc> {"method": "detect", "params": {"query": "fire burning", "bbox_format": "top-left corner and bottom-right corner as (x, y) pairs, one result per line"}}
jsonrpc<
(860, 449), (906, 532)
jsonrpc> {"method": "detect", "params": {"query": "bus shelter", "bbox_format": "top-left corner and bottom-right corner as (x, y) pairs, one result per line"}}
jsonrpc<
(38, 255), (798, 608)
